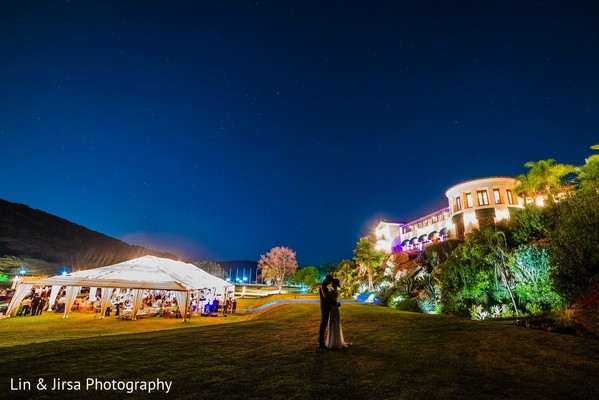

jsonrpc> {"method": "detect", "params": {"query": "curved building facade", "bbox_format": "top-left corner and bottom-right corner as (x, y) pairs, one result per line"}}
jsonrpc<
(445, 176), (520, 238)
(375, 176), (522, 254)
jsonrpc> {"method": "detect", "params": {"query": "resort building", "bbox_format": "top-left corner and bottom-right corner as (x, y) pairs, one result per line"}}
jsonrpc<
(375, 176), (523, 253)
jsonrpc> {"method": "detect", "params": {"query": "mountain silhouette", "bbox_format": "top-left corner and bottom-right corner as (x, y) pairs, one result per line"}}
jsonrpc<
(0, 198), (178, 275)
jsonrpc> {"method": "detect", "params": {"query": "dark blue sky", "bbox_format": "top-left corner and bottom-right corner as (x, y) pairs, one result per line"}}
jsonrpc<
(1, 1), (598, 266)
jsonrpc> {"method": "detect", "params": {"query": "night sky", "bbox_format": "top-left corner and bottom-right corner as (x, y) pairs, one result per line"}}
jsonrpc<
(1, 1), (598, 266)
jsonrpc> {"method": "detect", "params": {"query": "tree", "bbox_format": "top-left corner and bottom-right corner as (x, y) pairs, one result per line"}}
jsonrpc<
(315, 262), (338, 280)
(576, 144), (599, 193)
(547, 185), (599, 305)
(435, 227), (519, 316)
(291, 266), (319, 290)
(423, 239), (462, 271)
(257, 246), (299, 293)
(509, 204), (549, 245)
(509, 245), (562, 313)
(545, 146), (599, 305)
(353, 236), (386, 292)
(194, 261), (224, 278)
(0, 256), (22, 283)
(515, 158), (576, 201)
(334, 259), (360, 298)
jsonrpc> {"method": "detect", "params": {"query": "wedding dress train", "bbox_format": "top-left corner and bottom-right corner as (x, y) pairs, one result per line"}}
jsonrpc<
(325, 302), (348, 349)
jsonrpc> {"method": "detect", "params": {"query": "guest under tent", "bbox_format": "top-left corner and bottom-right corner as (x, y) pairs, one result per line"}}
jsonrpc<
(5, 256), (234, 321)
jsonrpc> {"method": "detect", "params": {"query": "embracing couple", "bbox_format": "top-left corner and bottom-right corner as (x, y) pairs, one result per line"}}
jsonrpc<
(318, 275), (349, 349)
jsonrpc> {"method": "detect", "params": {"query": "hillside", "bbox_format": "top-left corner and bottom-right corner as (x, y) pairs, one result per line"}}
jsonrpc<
(0, 199), (176, 275)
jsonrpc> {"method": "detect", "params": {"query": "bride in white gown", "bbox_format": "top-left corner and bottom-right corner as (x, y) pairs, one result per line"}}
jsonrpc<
(325, 278), (348, 349)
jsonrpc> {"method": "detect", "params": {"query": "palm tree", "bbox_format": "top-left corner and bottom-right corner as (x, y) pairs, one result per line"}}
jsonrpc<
(577, 144), (599, 193)
(515, 158), (576, 201)
(353, 236), (387, 292)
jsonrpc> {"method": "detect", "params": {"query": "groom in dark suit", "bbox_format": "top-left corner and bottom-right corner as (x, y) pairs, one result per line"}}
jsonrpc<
(318, 274), (334, 348)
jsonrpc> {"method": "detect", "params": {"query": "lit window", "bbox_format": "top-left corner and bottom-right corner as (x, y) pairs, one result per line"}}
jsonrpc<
(493, 189), (501, 204)
(465, 193), (473, 208)
(506, 189), (514, 204)
(455, 196), (462, 211)
(477, 190), (489, 206)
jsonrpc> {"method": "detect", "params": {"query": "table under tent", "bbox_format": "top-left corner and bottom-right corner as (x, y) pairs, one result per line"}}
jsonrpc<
(6, 256), (235, 321)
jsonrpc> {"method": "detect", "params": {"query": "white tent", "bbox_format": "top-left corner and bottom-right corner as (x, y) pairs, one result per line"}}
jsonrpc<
(6, 256), (234, 321)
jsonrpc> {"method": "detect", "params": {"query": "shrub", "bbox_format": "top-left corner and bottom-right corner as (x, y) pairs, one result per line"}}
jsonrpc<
(548, 190), (599, 304)
(387, 294), (403, 309)
(395, 297), (421, 312)
(510, 205), (549, 245)
(424, 239), (462, 264)
(510, 245), (563, 313)
(470, 305), (489, 320)
(525, 302), (544, 316)
(435, 241), (494, 316)
(575, 286), (599, 309)
(416, 274), (442, 314)
(417, 298), (436, 314)
(379, 285), (397, 307)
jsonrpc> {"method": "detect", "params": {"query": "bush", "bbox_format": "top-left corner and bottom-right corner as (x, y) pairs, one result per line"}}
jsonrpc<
(417, 298), (436, 314)
(424, 239), (462, 263)
(525, 302), (544, 316)
(379, 286), (397, 307)
(387, 294), (402, 308)
(470, 305), (489, 320)
(434, 239), (495, 315)
(510, 205), (549, 245)
(394, 297), (421, 313)
(548, 190), (599, 304)
(510, 245), (563, 313)
(575, 286), (599, 310)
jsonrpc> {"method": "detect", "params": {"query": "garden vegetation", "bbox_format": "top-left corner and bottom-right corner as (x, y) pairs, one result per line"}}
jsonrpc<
(317, 145), (599, 331)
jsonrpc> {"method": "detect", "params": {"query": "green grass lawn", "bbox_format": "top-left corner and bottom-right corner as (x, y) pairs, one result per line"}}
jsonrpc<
(1, 300), (598, 400)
